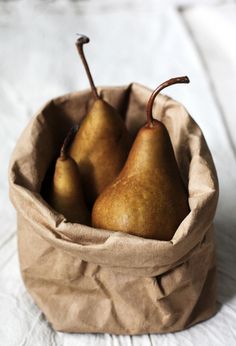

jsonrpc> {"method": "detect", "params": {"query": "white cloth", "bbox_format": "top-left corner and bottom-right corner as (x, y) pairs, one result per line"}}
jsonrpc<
(0, 0), (236, 345)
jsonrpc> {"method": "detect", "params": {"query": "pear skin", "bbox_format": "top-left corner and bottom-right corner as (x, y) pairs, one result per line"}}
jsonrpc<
(92, 77), (190, 241)
(50, 155), (90, 224)
(49, 125), (90, 225)
(92, 123), (189, 240)
(70, 35), (131, 207)
(69, 99), (131, 206)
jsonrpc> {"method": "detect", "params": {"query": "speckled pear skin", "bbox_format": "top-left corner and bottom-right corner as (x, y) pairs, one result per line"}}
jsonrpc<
(50, 156), (90, 225)
(69, 99), (131, 207)
(92, 121), (189, 240)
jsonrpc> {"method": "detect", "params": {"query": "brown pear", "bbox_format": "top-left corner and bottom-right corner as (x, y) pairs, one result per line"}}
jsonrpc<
(69, 35), (131, 206)
(49, 127), (90, 225)
(92, 77), (190, 241)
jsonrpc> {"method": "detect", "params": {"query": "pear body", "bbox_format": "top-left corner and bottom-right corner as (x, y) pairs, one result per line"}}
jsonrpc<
(69, 99), (131, 206)
(92, 122), (189, 240)
(50, 156), (90, 224)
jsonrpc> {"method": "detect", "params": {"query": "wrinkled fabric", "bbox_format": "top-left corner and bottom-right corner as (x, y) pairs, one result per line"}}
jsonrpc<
(9, 84), (218, 334)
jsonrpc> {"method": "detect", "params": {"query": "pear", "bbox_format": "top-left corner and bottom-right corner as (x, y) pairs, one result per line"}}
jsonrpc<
(69, 35), (131, 206)
(92, 77), (190, 241)
(49, 127), (90, 225)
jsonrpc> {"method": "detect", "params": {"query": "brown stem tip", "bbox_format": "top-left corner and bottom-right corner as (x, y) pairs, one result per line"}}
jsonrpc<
(76, 34), (99, 101)
(146, 76), (190, 127)
(60, 125), (79, 159)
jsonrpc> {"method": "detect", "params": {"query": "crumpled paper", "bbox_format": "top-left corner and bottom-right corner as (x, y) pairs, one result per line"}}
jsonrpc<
(9, 83), (219, 334)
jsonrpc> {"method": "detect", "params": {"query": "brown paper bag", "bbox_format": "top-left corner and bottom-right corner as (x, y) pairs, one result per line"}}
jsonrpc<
(9, 83), (219, 334)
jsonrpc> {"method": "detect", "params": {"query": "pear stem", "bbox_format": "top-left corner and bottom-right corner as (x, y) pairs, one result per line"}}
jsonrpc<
(146, 76), (190, 126)
(76, 34), (99, 101)
(60, 125), (78, 159)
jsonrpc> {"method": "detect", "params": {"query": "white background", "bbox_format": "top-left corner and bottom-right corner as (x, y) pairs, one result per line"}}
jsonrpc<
(0, 0), (236, 345)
